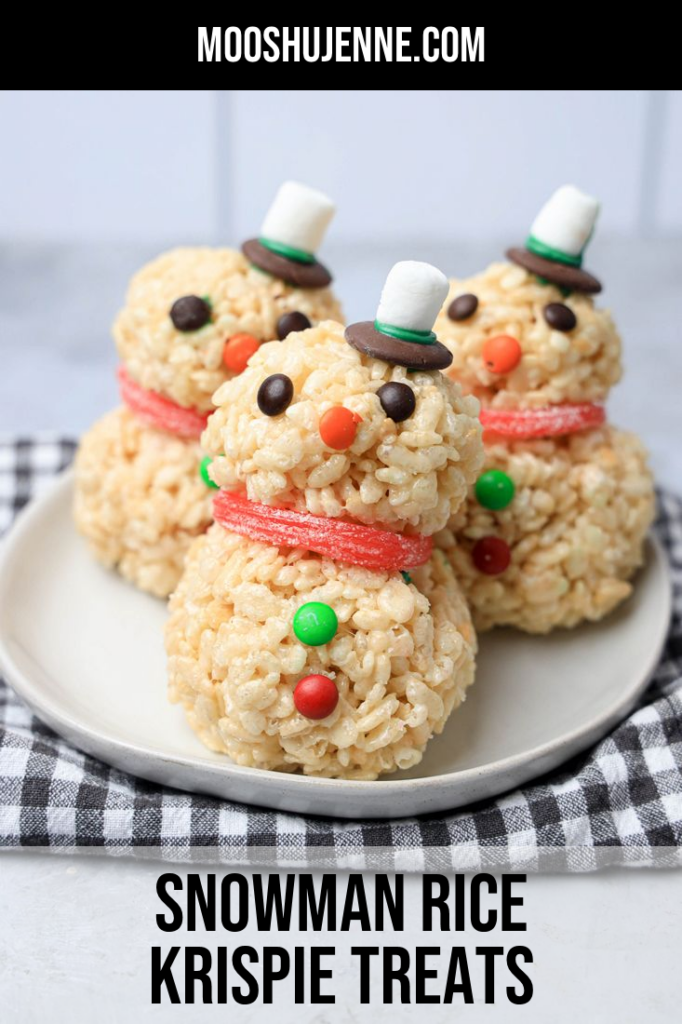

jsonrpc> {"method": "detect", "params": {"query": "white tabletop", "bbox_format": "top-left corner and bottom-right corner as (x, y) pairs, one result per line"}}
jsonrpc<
(1, 240), (681, 1020)
(1, 855), (681, 1021)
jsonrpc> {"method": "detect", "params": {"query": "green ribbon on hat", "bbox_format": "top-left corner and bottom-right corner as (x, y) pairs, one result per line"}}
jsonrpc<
(374, 320), (436, 345)
(525, 235), (583, 267)
(258, 236), (316, 265)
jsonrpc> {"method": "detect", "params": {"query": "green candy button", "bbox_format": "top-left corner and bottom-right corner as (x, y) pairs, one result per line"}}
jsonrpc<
(475, 469), (515, 510)
(200, 455), (219, 490)
(293, 602), (338, 646)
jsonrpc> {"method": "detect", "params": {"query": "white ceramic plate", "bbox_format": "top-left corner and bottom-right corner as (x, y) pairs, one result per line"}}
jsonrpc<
(0, 471), (671, 819)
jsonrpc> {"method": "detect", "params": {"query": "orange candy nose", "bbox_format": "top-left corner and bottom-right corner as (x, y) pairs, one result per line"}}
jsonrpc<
(482, 335), (522, 374)
(223, 333), (260, 374)
(319, 406), (362, 450)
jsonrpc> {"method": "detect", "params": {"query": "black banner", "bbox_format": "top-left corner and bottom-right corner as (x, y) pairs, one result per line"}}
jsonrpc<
(7, 17), (678, 89)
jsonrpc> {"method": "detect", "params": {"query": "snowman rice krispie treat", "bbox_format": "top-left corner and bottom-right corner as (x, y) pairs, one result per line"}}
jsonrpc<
(436, 186), (655, 633)
(165, 262), (484, 779)
(74, 182), (342, 597)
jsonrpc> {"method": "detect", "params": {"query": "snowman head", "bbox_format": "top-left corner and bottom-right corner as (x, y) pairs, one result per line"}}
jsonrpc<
(436, 262), (622, 410)
(435, 187), (622, 409)
(114, 184), (340, 415)
(203, 263), (483, 536)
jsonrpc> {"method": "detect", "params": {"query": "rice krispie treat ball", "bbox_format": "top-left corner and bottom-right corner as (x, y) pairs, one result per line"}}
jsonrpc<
(435, 185), (655, 632)
(74, 409), (210, 597)
(167, 529), (475, 778)
(203, 321), (482, 535)
(439, 427), (654, 633)
(435, 261), (622, 410)
(166, 262), (484, 778)
(74, 182), (341, 597)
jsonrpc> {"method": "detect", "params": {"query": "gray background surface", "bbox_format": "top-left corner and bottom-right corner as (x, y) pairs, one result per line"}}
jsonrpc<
(2, 91), (681, 242)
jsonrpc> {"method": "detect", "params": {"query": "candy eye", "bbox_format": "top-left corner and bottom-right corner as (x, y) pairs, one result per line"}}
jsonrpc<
(376, 381), (416, 422)
(170, 295), (212, 331)
(277, 311), (312, 340)
(447, 293), (478, 321)
(257, 373), (294, 416)
(543, 302), (576, 332)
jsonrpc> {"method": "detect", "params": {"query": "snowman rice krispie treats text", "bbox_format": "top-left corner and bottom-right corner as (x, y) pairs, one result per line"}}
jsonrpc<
(436, 186), (655, 632)
(74, 182), (342, 597)
(165, 262), (484, 779)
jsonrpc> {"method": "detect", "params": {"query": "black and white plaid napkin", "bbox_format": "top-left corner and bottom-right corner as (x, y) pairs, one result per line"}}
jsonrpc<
(1, 437), (681, 871)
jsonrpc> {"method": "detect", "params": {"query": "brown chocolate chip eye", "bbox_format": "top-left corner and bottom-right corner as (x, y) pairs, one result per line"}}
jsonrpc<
(170, 295), (212, 331)
(377, 381), (416, 422)
(257, 374), (294, 416)
(276, 311), (311, 340)
(543, 302), (577, 332)
(447, 293), (478, 321)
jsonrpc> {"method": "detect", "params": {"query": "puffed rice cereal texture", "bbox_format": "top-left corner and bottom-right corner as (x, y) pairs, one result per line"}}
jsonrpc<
(435, 262), (622, 409)
(205, 320), (483, 535)
(438, 425), (655, 633)
(74, 407), (213, 598)
(165, 525), (476, 779)
(114, 247), (342, 414)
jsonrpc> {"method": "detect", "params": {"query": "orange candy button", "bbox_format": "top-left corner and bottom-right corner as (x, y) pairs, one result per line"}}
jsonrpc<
(319, 406), (361, 450)
(482, 335), (522, 374)
(223, 333), (260, 374)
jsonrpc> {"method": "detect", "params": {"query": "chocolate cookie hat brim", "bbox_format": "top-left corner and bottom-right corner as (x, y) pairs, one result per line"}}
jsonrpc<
(242, 239), (332, 288)
(507, 247), (602, 294)
(345, 321), (453, 370)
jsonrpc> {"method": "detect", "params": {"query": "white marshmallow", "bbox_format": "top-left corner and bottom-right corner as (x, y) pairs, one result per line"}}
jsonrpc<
(260, 181), (335, 255)
(530, 185), (600, 257)
(376, 261), (449, 334)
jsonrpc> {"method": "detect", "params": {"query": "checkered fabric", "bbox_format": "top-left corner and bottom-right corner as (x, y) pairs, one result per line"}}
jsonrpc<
(1, 437), (681, 870)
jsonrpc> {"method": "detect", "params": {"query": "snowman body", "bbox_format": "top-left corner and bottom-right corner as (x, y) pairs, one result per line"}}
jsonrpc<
(165, 319), (483, 778)
(435, 261), (654, 632)
(74, 246), (341, 597)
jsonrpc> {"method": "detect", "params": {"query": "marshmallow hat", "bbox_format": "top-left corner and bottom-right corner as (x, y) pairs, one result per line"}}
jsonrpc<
(529, 185), (600, 262)
(376, 261), (449, 335)
(507, 184), (603, 294)
(345, 261), (453, 371)
(260, 181), (335, 259)
(242, 181), (336, 288)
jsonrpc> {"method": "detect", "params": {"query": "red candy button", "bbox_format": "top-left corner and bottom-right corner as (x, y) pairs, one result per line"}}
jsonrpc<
(480, 403), (605, 440)
(472, 536), (511, 575)
(319, 407), (361, 450)
(482, 335), (522, 374)
(223, 333), (260, 374)
(117, 366), (208, 439)
(213, 491), (433, 571)
(293, 674), (339, 720)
